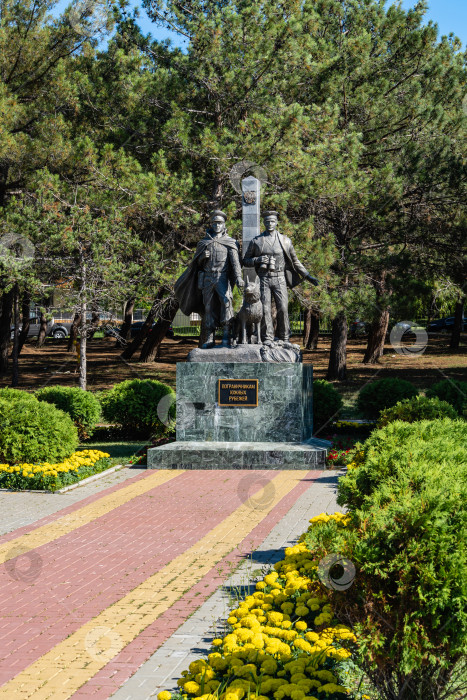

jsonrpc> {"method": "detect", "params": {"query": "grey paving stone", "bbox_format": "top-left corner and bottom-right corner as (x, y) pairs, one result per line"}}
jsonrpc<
(0, 466), (147, 536)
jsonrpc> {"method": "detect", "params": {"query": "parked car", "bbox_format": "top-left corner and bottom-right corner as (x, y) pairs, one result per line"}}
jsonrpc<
(427, 316), (467, 333)
(349, 319), (368, 338)
(10, 316), (72, 340)
(104, 321), (174, 340)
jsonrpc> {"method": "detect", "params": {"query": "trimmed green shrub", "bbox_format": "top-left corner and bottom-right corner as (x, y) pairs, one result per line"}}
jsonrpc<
(0, 398), (79, 464)
(0, 388), (38, 403)
(338, 418), (467, 511)
(306, 418), (467, 699)
(377, 395), (458, 427)
(100, 379), (175, 436)
(312, 379), (343, 432)
(36, 386), (101, 440)
(357, 377), (418, 418)
(426, 378), (467, 416)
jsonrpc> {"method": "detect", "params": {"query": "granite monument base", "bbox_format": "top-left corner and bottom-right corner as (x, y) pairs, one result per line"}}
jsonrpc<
(147, 360), (330, 470)
(175, 361), (313, 443)
(147, 439), (329, 470)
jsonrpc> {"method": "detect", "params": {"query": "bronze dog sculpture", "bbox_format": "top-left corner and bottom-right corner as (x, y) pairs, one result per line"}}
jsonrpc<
(232, 283), (263, 345)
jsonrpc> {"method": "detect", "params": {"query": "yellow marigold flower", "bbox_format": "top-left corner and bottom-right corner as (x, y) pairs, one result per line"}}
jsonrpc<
(251, 633), (264, 649)
(313, 671), (337, 683)
(183, 681), (200, 694)
(295, 605), (309, 617)
(267, 611), (283, 625)
(280, 602), (294, 615)
(212, 639), (223, 646)
(158, 692), (171, 700)
(256, 581), (266, 590)
(291, 691), (305, 700)
(304, 631), (319, 642)
(294, 621), (307, 632)
(318, 683), (348, 695)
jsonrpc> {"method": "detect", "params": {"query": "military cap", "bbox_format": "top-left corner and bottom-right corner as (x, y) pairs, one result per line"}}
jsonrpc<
(210, 209), (227, 221)
(263, 210), (279, 219)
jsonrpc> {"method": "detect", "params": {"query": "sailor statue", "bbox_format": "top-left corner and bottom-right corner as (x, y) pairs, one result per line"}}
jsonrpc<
(243, 211), (319, 345)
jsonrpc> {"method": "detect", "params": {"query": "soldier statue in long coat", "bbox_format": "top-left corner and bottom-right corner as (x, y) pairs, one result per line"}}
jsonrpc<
(175, 210), (244, 348)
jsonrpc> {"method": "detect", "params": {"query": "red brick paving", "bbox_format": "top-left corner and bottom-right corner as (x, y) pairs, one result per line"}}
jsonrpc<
(0, 469), (149, 546)
(71, 470), (322, 699)
(0, 469), (291, 687)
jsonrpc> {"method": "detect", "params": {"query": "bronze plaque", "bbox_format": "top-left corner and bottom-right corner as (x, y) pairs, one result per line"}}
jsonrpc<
(218, 379), (258, 407)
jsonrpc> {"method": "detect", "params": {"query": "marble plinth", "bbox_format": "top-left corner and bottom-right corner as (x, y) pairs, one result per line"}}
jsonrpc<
(147, 439), (329, 470)
(176, 362), (313, 443)
(146, 360), (330, 471)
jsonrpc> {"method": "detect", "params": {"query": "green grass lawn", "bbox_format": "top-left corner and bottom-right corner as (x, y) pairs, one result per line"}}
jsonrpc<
(77, 441), (147, 466)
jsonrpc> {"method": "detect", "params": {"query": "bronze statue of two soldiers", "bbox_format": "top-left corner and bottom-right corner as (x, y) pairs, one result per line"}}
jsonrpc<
(175, 209), (318, 348)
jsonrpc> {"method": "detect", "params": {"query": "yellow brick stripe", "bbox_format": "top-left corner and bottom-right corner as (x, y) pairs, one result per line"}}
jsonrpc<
(0, 470), (182, 565)
(0, 470), (308, 699)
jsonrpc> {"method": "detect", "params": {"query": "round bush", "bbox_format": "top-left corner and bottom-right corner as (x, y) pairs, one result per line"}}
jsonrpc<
(100, 379), (175, 436)
(426, 379), (467, 417)
(377, 395), (458, 428)
(357, 377), (418, 419)
(36, 386), (101, 440)
(313, 379), (343, 432)
(0, 388), (37, 403)
(338, 418), (467, 511)
(309, 418), (467, 699)
(0, 398), (79, 464)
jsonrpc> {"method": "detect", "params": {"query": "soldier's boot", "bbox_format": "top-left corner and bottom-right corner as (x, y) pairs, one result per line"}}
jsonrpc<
(201, 330), (215, 349)
(221, 323), (231, 347)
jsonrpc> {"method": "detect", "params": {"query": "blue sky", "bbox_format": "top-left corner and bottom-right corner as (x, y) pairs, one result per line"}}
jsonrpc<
(55, 0), (467, 49)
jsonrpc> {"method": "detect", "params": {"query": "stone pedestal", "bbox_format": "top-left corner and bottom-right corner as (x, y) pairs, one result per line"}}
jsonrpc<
(147, 360), (330, 470)
(176, 362), (312, 443)
(148, 439), (328, 470)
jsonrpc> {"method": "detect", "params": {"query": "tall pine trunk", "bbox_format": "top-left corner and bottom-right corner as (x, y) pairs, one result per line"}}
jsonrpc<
(139, 296), (179, 363)
(117, 297), (135, 347)
(0, 287), (13, 376)
(37, 310), (48, 347)
(363, 307), (390, 364)
(121, 288), (165, 360)
(79, 301), (87, 390)
(327, 311), (347, 381)
(87, 304), (100, 340)
(18, 292), (31, 355)
(303, 309), (320, 350)
(11, 284), (19, 386)
(450, 299), (464, 350)
(363, 274), (391, 364)
(67, 312), (81, 351)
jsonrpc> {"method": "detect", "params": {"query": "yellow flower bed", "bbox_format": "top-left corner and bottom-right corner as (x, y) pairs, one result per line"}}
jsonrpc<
(158, 513), (365, 700)
(0, 450), (110, 491)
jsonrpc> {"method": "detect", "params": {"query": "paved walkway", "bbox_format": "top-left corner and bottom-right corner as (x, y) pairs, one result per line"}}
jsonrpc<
(0, 468), (342, 699)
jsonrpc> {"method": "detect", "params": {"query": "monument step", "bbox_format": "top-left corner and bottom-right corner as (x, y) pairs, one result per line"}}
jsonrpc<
(147, 439), (330, 470)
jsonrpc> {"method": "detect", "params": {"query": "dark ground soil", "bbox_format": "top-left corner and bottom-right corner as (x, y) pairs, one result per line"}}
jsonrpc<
(3, 334), (465, 416)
